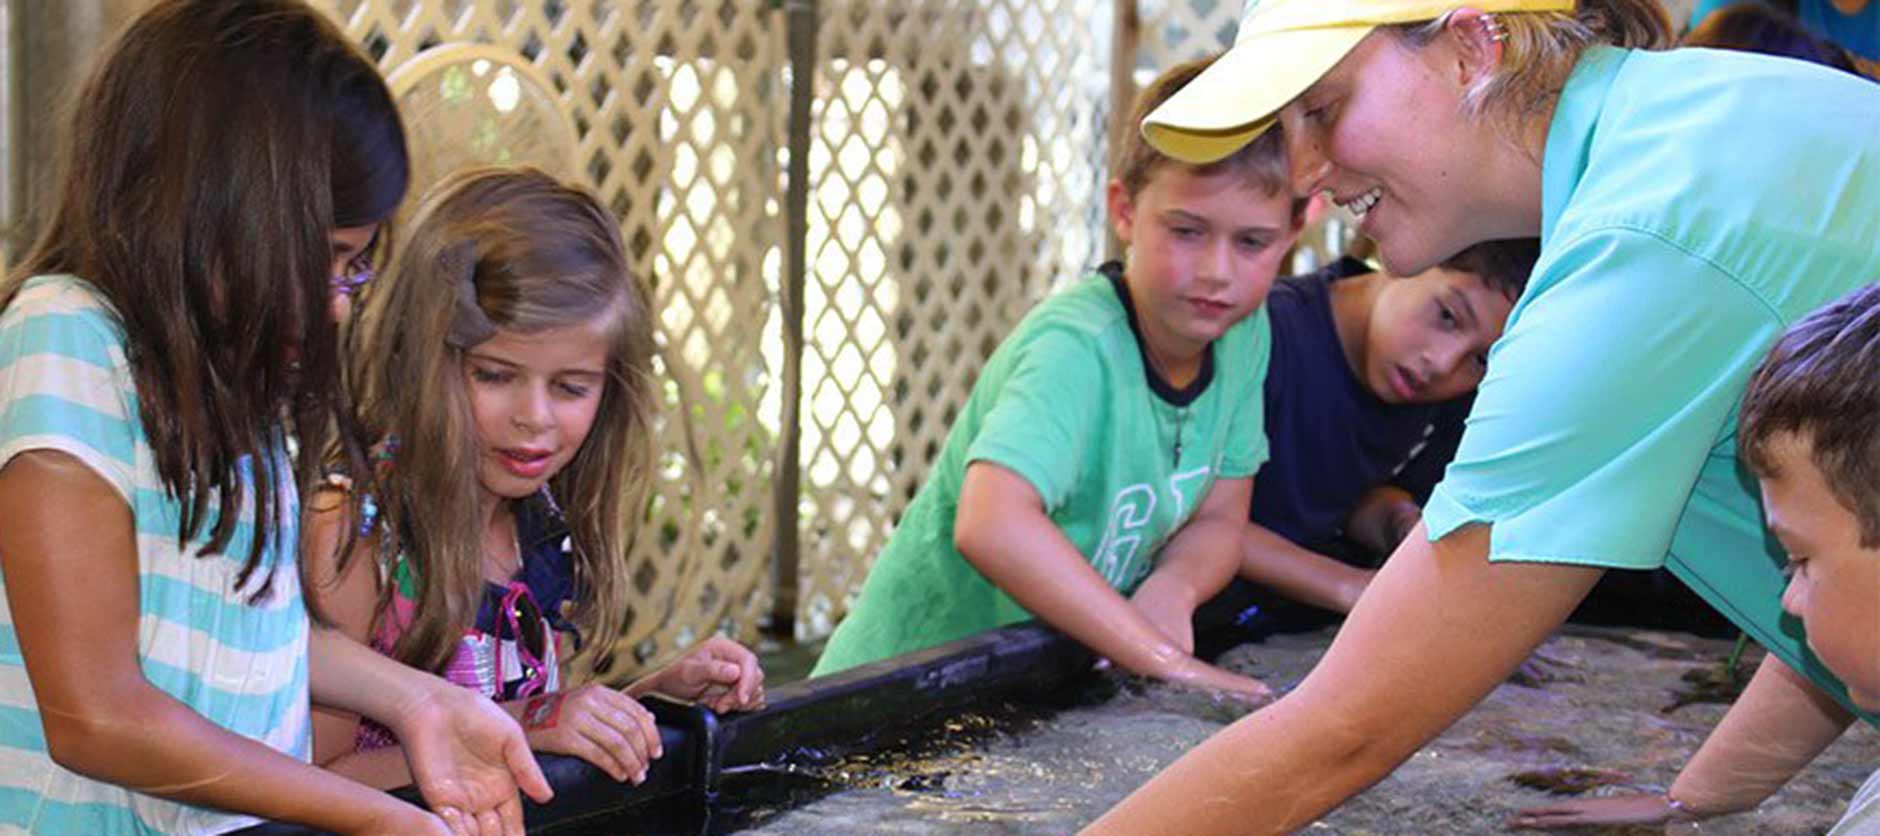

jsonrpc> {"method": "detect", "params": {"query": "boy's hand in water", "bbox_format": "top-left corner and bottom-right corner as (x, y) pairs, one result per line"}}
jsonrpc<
(1165, 656), (1274, 705)
(1509, 793), (1698, 830)
(1128, 574), (1198, 655)
(631, 635), (767, 713)
(393, 682), (551, 836)
(511, 684), (662, 785)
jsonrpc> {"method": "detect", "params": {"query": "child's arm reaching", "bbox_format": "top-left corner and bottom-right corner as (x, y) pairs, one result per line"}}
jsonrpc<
(953, 461), (1271, 699)
(1238, 522), (1376, 614)
(626, 635), (767, 713)
(0, 451), (450, 835)
(304, 501), (659, 792)
(1345, 485), (1423, 558)
(1130, 477), (1255, 653)
(1510, 653), (1854, 830)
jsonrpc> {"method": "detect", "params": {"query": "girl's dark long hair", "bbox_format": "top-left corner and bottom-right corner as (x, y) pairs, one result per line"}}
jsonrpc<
(4, 0), (406, 596)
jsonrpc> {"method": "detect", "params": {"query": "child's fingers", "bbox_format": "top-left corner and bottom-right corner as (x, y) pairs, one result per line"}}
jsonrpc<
(734, 648), (764, 705)
(571, 719), (639, 783)
(620, 697), (662, 764)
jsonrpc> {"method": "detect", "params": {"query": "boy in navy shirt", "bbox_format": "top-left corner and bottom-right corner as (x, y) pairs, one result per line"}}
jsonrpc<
(1234, 240), (1535, 616)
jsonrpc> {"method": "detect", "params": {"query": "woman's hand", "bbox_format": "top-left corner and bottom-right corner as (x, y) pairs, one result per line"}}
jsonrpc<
(633, 635), (767, 712)
(511, 684), (663, 784)
(390, 682), (550, 836)
(1509, 793), (1696, 830)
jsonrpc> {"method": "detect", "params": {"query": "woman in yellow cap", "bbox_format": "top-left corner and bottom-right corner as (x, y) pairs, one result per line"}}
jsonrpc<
(1087, 0), (1880, 832)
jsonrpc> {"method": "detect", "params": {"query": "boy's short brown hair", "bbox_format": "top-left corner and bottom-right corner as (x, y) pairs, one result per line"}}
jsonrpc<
(1116, 54), (1294, 205)
(1739, 282), (1880, 547)
(1438, 238), (1541, 303)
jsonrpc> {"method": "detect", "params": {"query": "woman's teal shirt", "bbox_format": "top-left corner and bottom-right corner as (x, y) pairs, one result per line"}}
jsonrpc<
(1424, 46), (1880, 719)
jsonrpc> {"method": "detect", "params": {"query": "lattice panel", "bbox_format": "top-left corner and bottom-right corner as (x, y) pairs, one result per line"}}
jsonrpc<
(312, 0), (789, 674)
(796, 0), (1113, 639)
(1137, 0), (1240, 71)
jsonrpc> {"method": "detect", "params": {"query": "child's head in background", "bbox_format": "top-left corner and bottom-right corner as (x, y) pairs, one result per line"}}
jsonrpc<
(1739, 281), (1880, 712)
(1107, 55), (1304, 380)
(1346, 238), (1538, 405)
(353, 166), (654, 677)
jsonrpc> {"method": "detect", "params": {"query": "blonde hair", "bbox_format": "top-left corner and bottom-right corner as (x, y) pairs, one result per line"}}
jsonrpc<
(1392, 0), (1673, 132)
(348, 166), (654, 679)
(1115, 54), (1293, 203)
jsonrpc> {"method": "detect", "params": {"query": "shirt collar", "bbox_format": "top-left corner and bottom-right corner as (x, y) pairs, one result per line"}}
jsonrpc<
(1541, 45), (1629, 246)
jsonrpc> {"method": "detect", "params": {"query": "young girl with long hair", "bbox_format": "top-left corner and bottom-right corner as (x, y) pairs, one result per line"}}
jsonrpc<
(309, 166), (764, 790)
(0, 2), (547, 833)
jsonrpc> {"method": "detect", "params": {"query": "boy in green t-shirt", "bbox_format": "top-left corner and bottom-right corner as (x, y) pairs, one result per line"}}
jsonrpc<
(811, 55), (1302, 698)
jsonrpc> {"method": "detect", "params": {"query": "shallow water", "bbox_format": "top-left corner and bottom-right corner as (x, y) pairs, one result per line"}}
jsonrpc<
(733, 626), (1879, 834)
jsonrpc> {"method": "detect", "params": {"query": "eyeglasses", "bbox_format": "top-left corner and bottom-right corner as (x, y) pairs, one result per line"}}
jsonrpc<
(329, 256), (374, 298)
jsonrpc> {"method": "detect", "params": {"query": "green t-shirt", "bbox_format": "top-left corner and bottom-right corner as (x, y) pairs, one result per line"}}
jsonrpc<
(813, 269), (1271, 675)
(1423, 46), (1880, 720)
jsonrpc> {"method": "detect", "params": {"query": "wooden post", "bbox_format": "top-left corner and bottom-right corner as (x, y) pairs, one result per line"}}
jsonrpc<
(1106, 0), (1140, 262)
(770, 0), (817, 640)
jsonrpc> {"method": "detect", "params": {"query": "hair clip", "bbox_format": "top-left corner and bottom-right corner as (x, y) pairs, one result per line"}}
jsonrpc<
(1480, 13), (1509, 44)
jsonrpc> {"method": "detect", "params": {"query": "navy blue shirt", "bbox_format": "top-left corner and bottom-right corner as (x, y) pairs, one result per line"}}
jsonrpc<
(1249, 257), (1471, 546)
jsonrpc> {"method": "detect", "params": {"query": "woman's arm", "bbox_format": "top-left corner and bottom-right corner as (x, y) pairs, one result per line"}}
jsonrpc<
(1511, 653), (1854, 829)
(0, 451), (443, 834)
(1130, 477), (1255, 653)
(954, 462), (1268, 697)
(1238, 522), (1375, 614)
(1085, 521), (1603, 834)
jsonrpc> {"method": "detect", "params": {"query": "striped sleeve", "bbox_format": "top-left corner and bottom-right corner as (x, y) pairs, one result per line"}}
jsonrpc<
(0, 278), (137, 502)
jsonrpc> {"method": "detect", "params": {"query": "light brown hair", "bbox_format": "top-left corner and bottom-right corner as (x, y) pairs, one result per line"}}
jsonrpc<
(1116, 54), (1295, 205)
(349, 166), (654, 677)
(1740, 282), (1880, 548)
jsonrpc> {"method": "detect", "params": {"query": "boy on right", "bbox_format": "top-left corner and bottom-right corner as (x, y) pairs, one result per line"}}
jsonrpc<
(1514, 280), (1880, 832)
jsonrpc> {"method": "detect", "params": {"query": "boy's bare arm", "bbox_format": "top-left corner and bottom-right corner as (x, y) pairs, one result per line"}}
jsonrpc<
(954, 462), (1268, 697)
(1513, 653), (1853, 829)
(1239, 522), (1375, 614)
(1131, 477), (1253, 651)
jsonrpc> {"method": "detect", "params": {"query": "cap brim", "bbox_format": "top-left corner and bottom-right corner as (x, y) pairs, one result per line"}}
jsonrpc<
(1143, 25), (1373, 164)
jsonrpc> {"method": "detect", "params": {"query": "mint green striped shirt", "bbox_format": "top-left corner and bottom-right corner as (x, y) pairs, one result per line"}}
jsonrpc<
(0, 275), (310, 835)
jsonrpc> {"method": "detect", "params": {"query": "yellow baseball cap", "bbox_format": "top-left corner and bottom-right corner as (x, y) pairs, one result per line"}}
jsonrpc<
(1143, 0), (1576, 163)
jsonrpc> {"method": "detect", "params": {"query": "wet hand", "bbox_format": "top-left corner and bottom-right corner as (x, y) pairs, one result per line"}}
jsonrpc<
(1508, 793), (1695, 830)
(394, 682), (551, 836)
(1166, 656), (1274, 706)
(644, 635), (766, 712)
(517, 684), (662, 784)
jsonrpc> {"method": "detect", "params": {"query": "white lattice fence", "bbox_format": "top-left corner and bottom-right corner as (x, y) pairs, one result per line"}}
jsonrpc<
(316, 0), (1123, 662)
(313, 0), (790, 673)
(796, 0), (1113, 638)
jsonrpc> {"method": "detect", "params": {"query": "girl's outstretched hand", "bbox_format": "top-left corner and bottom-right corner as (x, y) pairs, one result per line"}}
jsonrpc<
(635, 635), (767, 713)
(393, 682), (551, 836)
(513, 684), (663, 785)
